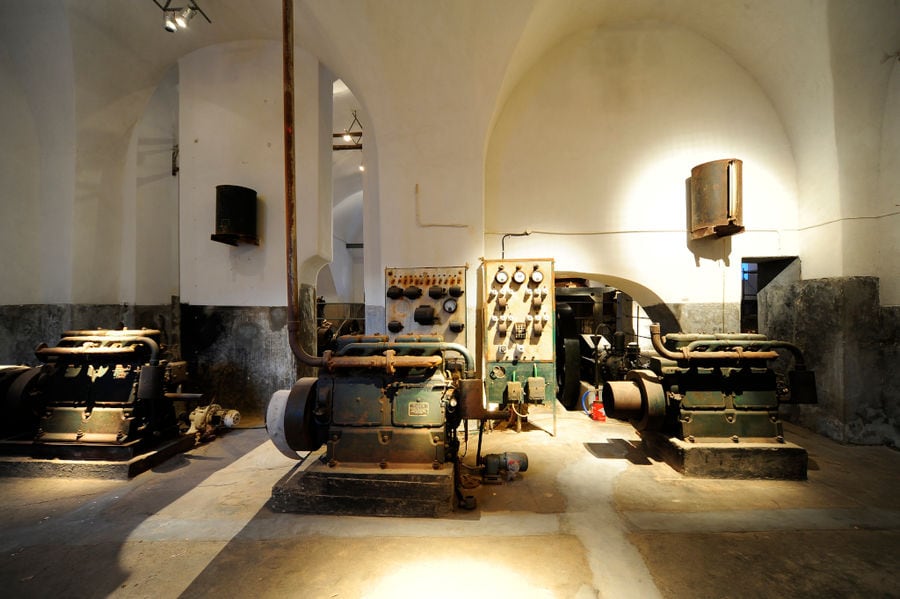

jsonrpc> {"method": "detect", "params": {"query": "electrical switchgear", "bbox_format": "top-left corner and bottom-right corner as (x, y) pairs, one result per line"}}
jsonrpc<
(384, 266), (467, 343)
(481, 259), (556, 407)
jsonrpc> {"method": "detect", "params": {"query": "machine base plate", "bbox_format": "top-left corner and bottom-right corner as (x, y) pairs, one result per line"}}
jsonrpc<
(0, 434), (196, 479)
(271, 458), (454, 517)
(641, 432), (808, 480)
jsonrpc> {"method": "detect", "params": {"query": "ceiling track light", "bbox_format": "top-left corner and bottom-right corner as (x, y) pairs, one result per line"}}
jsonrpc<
(175, 7), (193, 29)
(152, 0), (212, 33)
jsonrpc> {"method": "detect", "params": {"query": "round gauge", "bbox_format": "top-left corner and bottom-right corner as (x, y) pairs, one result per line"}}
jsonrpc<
(512, 269), (526, 284)
(531, 270), (544, 284)
(495, 270), (509, 284)
(443, 298), (458, 313)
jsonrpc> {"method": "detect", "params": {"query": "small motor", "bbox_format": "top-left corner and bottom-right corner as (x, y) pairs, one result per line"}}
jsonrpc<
(482, 451), (529, 483)
(187, 404), (241, 441)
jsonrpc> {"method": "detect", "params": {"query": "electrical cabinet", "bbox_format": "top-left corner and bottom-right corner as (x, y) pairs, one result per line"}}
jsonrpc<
(481, 259), (556, 406)
(384, 266), (467, 343)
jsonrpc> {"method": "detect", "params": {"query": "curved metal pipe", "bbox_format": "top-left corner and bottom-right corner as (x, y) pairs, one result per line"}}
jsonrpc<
(48, 335), (161, 364)
(282, 0), (325, 370)
(681, 338), (807, 368)
(63, 329), (162, 338)
(649, 323), (778, 362)
(335, 342), (475, 371)
(323, 350), (442, 373)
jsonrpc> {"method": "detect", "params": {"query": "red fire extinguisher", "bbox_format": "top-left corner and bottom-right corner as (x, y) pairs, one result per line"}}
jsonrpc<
(591, 393), (607, 422)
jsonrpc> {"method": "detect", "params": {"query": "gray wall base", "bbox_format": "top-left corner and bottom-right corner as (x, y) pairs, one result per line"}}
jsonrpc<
(760, 276), (899, 446)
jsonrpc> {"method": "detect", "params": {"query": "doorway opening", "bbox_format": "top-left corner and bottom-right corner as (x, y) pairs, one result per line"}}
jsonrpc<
(740, 257), (797, 332)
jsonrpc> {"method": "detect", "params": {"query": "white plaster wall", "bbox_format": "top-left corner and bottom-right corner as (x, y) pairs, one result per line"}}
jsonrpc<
(486, 23), (798, 307)
(0, 1), (75, 304)
(0, 40), (40, 304)
(120, 66), (180, 305)
(320, 192), (364, 303)
(827, 0), (900, 305)
(874, 61), (900, 305)
(178, 41), (331, 307)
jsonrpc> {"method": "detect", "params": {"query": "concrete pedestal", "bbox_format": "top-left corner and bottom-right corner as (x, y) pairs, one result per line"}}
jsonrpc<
(641, 432), (808, 480)
(0, 434), (196, 479)
(271, 458), (455, 517)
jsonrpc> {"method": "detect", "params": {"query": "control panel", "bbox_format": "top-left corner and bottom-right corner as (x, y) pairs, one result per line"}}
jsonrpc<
(384, 266), (467, 343)
(481, 259), (555, 405)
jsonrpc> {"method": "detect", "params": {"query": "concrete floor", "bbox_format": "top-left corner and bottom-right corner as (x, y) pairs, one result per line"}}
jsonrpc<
(0, 405), (898, 599)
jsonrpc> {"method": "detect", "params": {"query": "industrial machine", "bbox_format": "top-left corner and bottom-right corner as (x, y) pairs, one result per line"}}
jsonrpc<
(602, 323), (817, 478)
(0, 329), (198, 465)
(267, 260), (545, 515)
(267, 333), (509, 516)
(481, 259), (556, 431)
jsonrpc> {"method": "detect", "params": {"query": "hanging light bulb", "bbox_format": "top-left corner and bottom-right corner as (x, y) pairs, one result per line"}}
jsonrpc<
(358, 164), (365, 172)
(342, 131), (352, 142)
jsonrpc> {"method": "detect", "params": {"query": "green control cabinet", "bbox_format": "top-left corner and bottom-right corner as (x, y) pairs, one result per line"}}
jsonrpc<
(481, 259), (556, 406)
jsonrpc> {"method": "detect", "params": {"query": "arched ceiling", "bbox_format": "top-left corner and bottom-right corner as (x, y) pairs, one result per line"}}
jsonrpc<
(7, 0), (900, 228)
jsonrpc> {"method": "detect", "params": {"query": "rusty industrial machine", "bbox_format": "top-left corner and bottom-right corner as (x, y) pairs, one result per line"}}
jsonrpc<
(0, 329), (204, 468)
(267, 334), (496, 516)
(602, 323), (817, 478)
(269, 5), (533, 515)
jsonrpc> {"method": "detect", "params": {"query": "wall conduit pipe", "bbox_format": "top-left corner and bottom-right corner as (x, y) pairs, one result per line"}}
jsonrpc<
(281, 0), (442, 375)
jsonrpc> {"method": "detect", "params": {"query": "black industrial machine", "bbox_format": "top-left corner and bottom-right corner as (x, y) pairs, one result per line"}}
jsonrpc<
(1, 329), (195, 463)
(602, 323), (817, 478)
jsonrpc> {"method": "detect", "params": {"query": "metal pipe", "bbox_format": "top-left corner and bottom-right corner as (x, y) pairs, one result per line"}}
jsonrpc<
(282, 0), (325, 370)
(335, 342), (475, 371)
(63, 329), (162, 337)
(323, 350), (442, 373)
(51, 335), (160, 364)
(681, 338), (807, 367)
(649, 323), (778, 362)
(280, 1), (449, 375)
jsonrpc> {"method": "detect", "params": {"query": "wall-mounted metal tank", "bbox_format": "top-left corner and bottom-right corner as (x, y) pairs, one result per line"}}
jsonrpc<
(689, 158), (744, 240)
(211, 184), (259, 246)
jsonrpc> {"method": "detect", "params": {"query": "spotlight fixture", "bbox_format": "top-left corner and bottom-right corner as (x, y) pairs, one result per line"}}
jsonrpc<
(164, 12), (177, 32)
(152, 0), (211, 33)
(174, 7), (194, 28)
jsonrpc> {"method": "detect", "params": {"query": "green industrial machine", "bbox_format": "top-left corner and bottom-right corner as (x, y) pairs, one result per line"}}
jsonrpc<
(602, 323), (817, 478)
(267, 334), (493, 516)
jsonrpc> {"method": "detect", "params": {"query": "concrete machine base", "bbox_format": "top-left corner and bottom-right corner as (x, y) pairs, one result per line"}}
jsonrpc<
(641, 432), (808, 480)
(0, 434), (197, 479)
(271, 456), (455, 517)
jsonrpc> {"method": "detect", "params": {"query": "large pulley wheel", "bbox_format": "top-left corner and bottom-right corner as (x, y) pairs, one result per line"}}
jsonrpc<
(626, 369), (666, 432)
(5, 366), (43, 420)
(266, 377), (321, 459)
(602, 369), (666, 432)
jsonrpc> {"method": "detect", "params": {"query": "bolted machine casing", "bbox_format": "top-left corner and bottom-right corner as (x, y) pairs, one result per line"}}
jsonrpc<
(602, 324), (818, 478)
(267, 335), (477, 516)
(0, 329), (191, 464)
